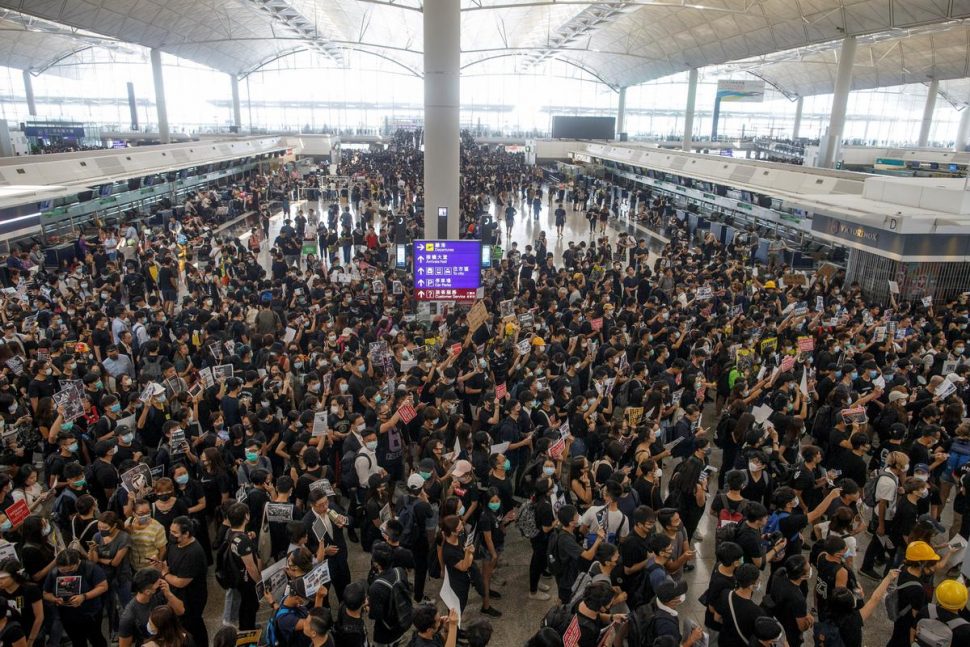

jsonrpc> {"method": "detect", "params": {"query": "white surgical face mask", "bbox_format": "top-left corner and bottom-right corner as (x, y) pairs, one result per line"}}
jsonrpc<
(748, 461), (762, 472)
(654, 468), (663, 479)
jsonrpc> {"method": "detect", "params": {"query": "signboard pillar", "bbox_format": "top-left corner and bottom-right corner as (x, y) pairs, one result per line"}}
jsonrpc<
(423, 0), (460, 240)
(230, 74), (242, 133)
(22, 71), (36, 117)
(955, 107), (970, 153)
(616, 86), (626, 140)
(127, 82), (139, 131)
(792, 96), (804, 141)
(150, 48), (171, 144)
(918, 78), (939, 148)
(682, 68), (698, 152)
(819, 36), (856, 169)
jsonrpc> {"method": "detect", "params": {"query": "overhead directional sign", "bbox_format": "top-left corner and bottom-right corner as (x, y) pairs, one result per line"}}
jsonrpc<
(413, 240), (481, 302)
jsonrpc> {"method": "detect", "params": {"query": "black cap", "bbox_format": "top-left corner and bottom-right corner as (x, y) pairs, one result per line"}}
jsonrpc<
(655, 580), (688, 603)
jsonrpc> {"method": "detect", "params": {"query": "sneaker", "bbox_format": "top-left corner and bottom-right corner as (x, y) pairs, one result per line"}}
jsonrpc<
(529, 591), (551, 601)
(538, 582), (551, 592)
(480, 606), (502, 617)
(859, 568), (882, 581)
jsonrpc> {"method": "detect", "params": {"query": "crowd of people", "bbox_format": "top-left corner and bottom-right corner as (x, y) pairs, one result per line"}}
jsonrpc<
(0, 131), (965, 647)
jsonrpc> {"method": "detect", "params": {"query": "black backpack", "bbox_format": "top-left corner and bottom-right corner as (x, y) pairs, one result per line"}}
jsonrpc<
(214, 531), (244, 589)
(340, 448), (370, 493)
(637, 562), (664, 606)
(396, 496), (421, 549)
(374, 568), (414, 632)
(627, 602), (658, 647)
(546, 529), (566, 577)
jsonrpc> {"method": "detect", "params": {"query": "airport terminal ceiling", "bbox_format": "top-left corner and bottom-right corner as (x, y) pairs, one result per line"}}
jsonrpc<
(2, 1), (970, 93)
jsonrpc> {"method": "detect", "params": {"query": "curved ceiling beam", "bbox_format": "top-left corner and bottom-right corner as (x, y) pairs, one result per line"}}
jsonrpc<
(238, 44), (423, 79)
(34, 44), (95, 74)
(460, 52), (618, 90)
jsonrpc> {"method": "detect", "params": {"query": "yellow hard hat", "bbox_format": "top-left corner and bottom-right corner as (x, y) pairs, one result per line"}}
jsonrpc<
(936, 579), (969, 612)
(764, 280), (777, 289)
(904, 540), (940, 562)
(531, 336), (546, 346)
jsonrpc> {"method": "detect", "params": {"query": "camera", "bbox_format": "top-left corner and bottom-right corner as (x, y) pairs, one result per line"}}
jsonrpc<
(765, 531), (784, 546)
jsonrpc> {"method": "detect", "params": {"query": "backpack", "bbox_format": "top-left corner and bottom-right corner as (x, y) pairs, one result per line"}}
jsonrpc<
(763, 511), (797, 561)
(946, 438), (970, 477)
(515, 500), (540, 539)
(636, 562), (664, 607)
(626, 603), (657, 647)
(914, 605), (970, 647)
(540, 604), (575, 636)
(262, 605), (308, 647)
(714, 414), (736, 449)
(884, 579), (925, 622)
(546, 529), (566, 577)
(373, 568), (414, 631)
(52, 488), (79, 534)
(715, 494), (745, 548)
(812, 618), (845, 647)
(396, 496), (421, 549)
(339, 448), (371, 493)
(140, 356), (163, 381)
(567, 561), (600, 609)
(863, 469), (897, 509)
(215, 531), (244, 589)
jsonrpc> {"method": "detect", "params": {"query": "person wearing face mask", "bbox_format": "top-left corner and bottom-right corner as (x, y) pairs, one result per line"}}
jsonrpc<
(26, 361), (55, 416)
(767, 554), (814, 647)
(157, 517), (208, 647)
(126, 499), (168, 572)
(87, 440), (120, 512)
(884, 541), (940, 647)
(477, 488), (507, 618)
(41, 549), (109, 647)
(650, 579), (704, 647)
(714, 563), (765, 647)
(52, 463), (89, 539)
(617, 506), (659, 608)
(859, 451), (909, 580)
(117, 567), (185, 647)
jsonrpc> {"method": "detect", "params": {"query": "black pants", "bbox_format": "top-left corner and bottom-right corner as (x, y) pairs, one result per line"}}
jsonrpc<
(413, 549), (429, 601)
(63, 610), (107, 647)
(861, 531), (890, 573)
(237, 583), (260, 630)
(181, 613), (209, 647)
(530, 533), (550, 593)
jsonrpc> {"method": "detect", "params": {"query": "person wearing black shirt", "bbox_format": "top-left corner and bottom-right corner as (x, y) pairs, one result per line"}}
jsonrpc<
(619, 506), (655, 605)
(702, 542), (742, 640)
(333, 582), (369, 647)
(769, 555), (813, 647)
(225, 503), (261, 630)
(528, 478), (556, 600)
(791, 445), (826, 512)
(716, 563), (765, 647)
(161, 516), (208, 647)
(889, 479), (925, 566)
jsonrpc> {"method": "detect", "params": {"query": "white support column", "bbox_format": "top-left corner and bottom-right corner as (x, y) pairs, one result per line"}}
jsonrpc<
(230, 74), (242, 132)
(918, 79), (939, 147)
(616, 86), (627, 139)
(819, 36), (856, 168)
(955, 107), (970, 152)
(22, 70), (36, 117)
(682, 68), (698, 151)
(150, 48), (170, 144)
(423, 0), (460, 240)
(792, 96), (804, 141)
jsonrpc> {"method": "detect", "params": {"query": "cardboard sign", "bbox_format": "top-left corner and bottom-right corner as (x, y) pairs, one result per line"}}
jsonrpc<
(3, 500), (29, 528)
(816, 263), (838, 281)
(779, 355), (796, 373)
(311, 412), (328, 438)
(467, 301), (489, 332)
(625, 407), (644, 427)
(301, 560), (331, 597)
(888, 280), (900, 295)
(495, 383), (507, 399)
(922, 296), (933, 308)
(783, 273), (806, 287)
(309, 479), (336, 498)
(548, 437), (566, 460)
(840, 406), (868, 425)
(235, 629), (261, 647)
(797, 336), (815, 352)
(563, 615), (581, 647)
(590, 317), (603, 332)
(450, 343), (462, 357)
(499, 299), (515, 319)
(816, 295), (825, 312)
(120, 464), (153, 497)
(264, 503), (294, 523)
(397, 403), (417, 423)
(760, 337), (778, 353)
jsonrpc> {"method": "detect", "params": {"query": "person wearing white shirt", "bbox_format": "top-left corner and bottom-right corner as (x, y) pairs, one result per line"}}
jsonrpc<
(355, 428), (382, 490)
